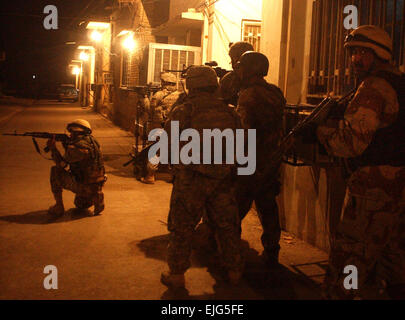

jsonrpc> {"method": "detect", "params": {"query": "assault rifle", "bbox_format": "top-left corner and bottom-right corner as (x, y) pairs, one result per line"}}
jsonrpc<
(2, 131), (70, 155)
(165, 64), (191, 79)
(129, 84), (162, 98)
(204, 61), (231, 79)
(258, 89), (356, 187)
(122, 141), (158, 167)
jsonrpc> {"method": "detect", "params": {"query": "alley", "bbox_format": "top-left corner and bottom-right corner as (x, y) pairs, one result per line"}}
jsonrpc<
(0, 101), (327, 300)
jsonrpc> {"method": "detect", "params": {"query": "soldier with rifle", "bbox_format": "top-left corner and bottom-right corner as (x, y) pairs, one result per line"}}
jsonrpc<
(47, 119), (106, 217)
(3, 120), (106, 217)
(312, 25), (405, 299)
(138, 72), (182, 184)
(234, 51), (286, 268)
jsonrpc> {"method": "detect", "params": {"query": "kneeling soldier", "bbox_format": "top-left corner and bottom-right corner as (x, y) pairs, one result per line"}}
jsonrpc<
(47, 119), (106, 217)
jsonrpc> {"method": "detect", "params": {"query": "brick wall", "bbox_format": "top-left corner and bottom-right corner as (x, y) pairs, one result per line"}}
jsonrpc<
(107, 0), (169, 132)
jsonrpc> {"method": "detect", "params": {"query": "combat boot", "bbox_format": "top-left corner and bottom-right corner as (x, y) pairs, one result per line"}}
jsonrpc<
(140, 173), (155, 184)
(48, 203), (65, 217)
(160, 271), (185, 288)
(94, 192), (105, 216)
(262, 249), (280, 269)
(48, 193), (64, 217)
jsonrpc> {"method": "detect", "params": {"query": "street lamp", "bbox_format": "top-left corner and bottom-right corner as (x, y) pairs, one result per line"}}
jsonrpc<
(72, 66), (80, 75)
(121, 32), (136, 51)
(90, 30), (102, 42)
(71, 59), (83, 92)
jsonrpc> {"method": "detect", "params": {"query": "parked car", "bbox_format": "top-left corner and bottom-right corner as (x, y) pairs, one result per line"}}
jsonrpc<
(57, 85), (78, 102)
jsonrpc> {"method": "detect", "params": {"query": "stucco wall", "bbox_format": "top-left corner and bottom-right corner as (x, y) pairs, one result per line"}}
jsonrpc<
(209, 0), (262, 69)
(261, 0), (345, 252)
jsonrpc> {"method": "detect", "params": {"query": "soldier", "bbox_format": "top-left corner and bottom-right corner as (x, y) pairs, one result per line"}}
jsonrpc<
(316, 25), (405, 299)
(235, 51), (286, 267)
(47, 119), (106, 217)
(219, 41), (254, 106)
(160, 66), (244, 288)
(150, 72), (182, 129)
(140, 72), (182, 184)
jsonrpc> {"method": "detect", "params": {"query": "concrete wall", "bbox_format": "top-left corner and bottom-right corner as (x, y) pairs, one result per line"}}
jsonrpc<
(208, 0), (262, 68)
(168, 0), (261, 67)
(107, 0), (169, 132)
(169, 0), (203, 19)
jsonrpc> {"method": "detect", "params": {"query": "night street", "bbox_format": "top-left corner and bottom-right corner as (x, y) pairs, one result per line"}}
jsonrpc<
(0, 101), (327, 300)
(2, 0), (403, 303)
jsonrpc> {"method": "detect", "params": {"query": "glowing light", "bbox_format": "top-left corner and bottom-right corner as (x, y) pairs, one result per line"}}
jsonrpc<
(90, 30), (102, 42)
(79, 51), (89, 61)
(72, 67), (80, 75)
(86, 22), (110, 30)
(122, 34), (136, 51)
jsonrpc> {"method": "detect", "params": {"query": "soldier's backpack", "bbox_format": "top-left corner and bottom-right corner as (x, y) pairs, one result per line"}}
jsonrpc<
(182, 94), (241, 178)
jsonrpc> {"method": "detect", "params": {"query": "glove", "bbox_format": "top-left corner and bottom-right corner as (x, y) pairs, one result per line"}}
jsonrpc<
(46, 136), (56, 150)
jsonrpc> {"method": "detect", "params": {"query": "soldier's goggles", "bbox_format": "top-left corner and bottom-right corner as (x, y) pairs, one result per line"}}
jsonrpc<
(344, 33), (392, 55)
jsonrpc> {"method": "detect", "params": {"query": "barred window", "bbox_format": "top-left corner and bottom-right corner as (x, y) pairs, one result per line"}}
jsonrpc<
(308, 0), (405, 100)
(147, 43), (201, 85)
(242, 19), (261, 52)
(120, 49), (138, 88)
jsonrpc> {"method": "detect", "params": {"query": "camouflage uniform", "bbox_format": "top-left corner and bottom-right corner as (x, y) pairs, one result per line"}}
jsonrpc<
(149, 86), (182, 130)
(50, 134), (106, 213)
(317, 64), (405, 299)
(236, 77), (286, 262)
(164, 91), (244, 275)
(139, 82), (182, 183)
(219, 71), (241, 106)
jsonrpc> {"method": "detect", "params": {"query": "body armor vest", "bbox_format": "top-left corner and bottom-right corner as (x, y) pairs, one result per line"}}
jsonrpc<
(69, 135), (105, 184)
(350, 71), (405, 168)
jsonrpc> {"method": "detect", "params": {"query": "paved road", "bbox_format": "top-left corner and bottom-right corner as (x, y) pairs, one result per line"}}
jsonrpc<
(0, 101), (326, 300)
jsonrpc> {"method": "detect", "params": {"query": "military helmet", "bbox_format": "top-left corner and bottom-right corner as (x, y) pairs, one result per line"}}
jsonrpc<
(238, 51), (269, 77)
(67, 119), (92, 134)
(160, 72), (177, 84)
(344, 25), (392, 61)
(185, 65), (218, 89)
(228, 41), (254, 61)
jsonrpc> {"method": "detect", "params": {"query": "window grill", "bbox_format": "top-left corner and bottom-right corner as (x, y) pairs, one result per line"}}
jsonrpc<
(147, 43), (201, 85)
(308, 0), (404, 100)
(241, 19), (261, 52)
(120, 50), (138, 88)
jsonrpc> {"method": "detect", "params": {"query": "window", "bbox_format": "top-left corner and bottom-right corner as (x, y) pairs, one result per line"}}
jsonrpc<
(308, 0), (404, 99)
(120, 49), (138, 88)
(241, 19), (261, 52)
(147, 43), (201, 85)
